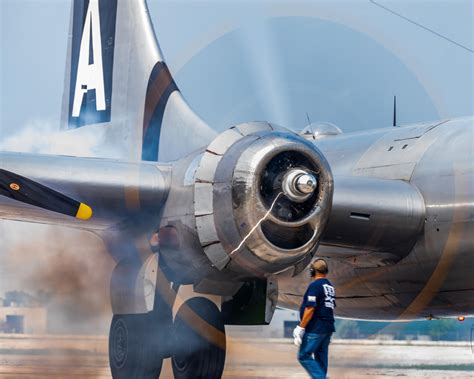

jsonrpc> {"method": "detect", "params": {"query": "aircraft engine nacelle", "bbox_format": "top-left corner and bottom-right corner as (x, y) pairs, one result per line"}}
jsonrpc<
(191, 122), (333, 278)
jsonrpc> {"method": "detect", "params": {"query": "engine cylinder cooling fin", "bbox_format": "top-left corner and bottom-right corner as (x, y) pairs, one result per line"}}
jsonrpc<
(192, 122), (334, 277)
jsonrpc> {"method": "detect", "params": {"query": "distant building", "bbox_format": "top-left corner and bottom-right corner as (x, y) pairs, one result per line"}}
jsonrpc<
(0, 306), (47, 334)
(0, 291), (47, 334)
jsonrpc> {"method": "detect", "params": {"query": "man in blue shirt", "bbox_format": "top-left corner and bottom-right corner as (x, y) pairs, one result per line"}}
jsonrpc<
(293, 258), (336, 379)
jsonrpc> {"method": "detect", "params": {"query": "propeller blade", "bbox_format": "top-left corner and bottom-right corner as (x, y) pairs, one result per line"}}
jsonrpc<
(0, 169), (92, 220)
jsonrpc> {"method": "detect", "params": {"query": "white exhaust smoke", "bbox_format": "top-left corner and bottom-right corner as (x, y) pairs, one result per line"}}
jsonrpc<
(0, 119), (117, 158)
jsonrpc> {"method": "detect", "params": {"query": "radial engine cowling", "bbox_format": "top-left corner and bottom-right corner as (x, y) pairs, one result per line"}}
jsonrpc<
(193, 122), (333, 277)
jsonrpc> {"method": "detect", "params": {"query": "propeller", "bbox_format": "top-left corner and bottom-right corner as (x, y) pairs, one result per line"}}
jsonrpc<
(0, 168), (92, 220)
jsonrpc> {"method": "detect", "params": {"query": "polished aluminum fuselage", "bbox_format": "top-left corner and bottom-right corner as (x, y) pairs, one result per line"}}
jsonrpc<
(278, 117), (474, 320)
(1, 118), (472, 320)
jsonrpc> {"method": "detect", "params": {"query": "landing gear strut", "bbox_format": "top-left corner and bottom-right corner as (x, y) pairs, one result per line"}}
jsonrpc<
(172, 297), (226, 379)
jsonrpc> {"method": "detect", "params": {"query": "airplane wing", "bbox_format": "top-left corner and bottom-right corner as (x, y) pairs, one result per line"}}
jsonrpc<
(0, 151), (170, 231)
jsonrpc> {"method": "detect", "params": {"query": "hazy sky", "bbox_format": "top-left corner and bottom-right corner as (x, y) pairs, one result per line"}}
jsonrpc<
(0, 0), (472, 139)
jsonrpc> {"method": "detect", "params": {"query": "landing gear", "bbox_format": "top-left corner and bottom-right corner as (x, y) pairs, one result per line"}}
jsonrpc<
(109, 313), (164, 379)
(172, 297), (226, 379)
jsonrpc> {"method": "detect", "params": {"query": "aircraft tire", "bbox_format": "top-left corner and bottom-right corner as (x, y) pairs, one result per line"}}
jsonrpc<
(172, 297), (226, 379)
(109, 313), (163, 379)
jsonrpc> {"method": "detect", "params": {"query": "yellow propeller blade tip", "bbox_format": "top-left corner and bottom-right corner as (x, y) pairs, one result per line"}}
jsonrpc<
(76, 203), (93, 220)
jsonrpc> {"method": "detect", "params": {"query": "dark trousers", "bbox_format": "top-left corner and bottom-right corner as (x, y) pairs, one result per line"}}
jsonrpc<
(298, 332), (332, 379)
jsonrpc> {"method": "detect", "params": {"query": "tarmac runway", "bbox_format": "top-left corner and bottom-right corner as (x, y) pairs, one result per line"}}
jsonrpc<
(0, 334), (472, 378)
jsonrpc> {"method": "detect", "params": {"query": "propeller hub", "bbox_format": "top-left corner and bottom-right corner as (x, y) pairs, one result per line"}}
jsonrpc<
(282, 169), (318, 202)
(296, 173), (317, 194)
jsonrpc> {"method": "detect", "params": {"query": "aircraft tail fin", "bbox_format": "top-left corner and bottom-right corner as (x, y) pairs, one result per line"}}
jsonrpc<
(61, 0), (215, 161)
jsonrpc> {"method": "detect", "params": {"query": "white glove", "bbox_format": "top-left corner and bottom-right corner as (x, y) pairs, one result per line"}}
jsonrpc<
(293, 325), (305, 346)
